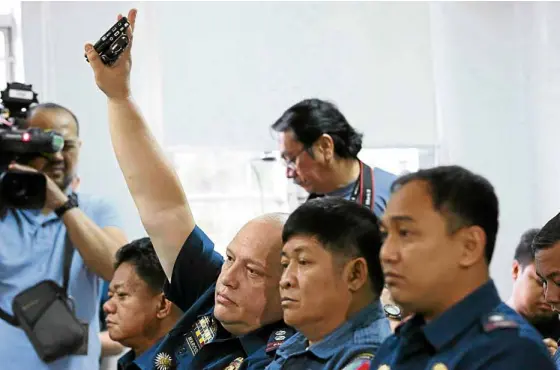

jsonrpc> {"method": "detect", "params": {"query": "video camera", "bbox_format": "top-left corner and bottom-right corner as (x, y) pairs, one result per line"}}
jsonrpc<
(0, 82), (64, 209)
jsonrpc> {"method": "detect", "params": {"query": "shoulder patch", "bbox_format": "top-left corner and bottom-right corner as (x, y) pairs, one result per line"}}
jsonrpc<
(482, 313), (519, 333)
(341, 353), (374, 370)
(224, 357), (244, 370)
(265, 328), (296, 353)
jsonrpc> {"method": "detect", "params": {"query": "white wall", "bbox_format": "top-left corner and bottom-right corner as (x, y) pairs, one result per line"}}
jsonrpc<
(19, 1), (560, 298)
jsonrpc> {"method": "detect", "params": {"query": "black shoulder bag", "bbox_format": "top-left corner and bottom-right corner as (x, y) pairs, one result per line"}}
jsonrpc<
(0, 223), (88, 362)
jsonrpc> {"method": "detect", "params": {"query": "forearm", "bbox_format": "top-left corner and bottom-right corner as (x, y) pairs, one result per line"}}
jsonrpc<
(106, 97), (195, 278)
(62, 208), (126, 280)
(107, 97), (187, 218)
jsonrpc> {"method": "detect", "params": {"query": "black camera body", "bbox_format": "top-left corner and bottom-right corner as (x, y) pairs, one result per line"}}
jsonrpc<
(0, 82), (64, 209)
(85, 17), (130, 66)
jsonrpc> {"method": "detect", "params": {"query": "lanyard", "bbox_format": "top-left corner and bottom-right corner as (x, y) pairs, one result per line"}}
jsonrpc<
(306, 161), (375, 211)
(349, 161), (375, 210)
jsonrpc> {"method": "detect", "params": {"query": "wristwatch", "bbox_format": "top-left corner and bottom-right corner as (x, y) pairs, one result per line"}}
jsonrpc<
(55, 193), (79, 217)
(383, 303), (403, 321)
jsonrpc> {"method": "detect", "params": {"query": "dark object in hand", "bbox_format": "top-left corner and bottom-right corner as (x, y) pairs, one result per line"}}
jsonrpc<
(85, 17), (130, 66)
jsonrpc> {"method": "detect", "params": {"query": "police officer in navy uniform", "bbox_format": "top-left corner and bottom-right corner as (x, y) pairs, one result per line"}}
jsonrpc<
(371, 166), (555, 370)
(266, 198), (391, 370)
(84, 9), (293, 369)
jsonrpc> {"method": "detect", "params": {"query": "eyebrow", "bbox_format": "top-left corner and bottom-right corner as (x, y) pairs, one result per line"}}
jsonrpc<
(108, 282), (123, 291)
(380, 215), (416, 227)
(226, 248), (267, 270)
(538, 271), (560, 281)
(281, 246), (307, 257)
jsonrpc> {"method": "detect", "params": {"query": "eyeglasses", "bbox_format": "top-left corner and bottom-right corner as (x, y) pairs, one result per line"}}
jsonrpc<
(281, 147), (307, 170)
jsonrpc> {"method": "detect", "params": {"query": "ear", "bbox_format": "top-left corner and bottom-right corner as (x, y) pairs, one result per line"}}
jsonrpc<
(457, 225), (487, 268)
(314, 134), (335, 163)
(155, 293), (173, 320)
(344, 257), (369, 292)
(512, 260), (521, 281)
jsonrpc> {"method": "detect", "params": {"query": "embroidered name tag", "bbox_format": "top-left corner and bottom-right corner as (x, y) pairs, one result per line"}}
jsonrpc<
(184, 315), (218, 356)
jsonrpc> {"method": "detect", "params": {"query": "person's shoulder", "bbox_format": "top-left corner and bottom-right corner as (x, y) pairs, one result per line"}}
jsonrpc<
(373, 167), (398, 182)
(75, 192), (117, 214)
(460, 308), (553, 365)
(351, 314), (392, 346)
(481, 304), (545, 344)
(241, 325), (296, 369)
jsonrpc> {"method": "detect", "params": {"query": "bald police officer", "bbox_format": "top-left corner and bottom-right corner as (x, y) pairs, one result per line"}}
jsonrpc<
(85, 9), (293, 369)
(371, 166), (555, 370)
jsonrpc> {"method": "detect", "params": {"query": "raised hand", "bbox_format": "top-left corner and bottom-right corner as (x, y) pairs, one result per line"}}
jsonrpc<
(84, 9), (137, 100)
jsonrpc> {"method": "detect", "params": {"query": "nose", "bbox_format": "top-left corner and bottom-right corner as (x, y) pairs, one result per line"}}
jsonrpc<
(219, 262), (240, 290)
(286, 166), (296, 179)
(103, 298), (116, 315)
(279, 263), (296, 290)
(380, 236), (399, 265)
(544, 283), (560, 308)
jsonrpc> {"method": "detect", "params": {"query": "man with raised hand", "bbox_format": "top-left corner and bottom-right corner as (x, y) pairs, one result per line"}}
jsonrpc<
(85, 9), (293, 369)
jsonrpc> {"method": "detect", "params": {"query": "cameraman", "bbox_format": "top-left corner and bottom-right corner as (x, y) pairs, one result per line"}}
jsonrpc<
(0, 103), (127, 369)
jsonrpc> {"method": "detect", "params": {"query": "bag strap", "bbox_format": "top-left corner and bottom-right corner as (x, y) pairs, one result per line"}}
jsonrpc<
(0, 193), (77, 327)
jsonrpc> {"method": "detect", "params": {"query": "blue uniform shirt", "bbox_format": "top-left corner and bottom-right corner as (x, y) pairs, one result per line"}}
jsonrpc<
(118, 338), (164, 370)
(553, 347), (560, 369)
(0, 193), (122, 370)
(135, 226), (294, 370)
(326, 167), (396, 218)
(370, 280), (556, 370)
(266, 300), (391, 370)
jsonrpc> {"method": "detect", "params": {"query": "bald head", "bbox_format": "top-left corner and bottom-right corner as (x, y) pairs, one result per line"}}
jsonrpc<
(213, 212), (289, 336)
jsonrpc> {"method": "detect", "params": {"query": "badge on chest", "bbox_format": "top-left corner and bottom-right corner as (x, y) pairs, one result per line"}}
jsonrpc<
(184, 315), (219, 356)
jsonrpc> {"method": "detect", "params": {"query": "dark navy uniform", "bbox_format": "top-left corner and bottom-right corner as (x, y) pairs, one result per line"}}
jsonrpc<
(117, 338), (164, 370)
(266, 301), (391, 370)
(370, 280), (556, 370)
(119, 226), (293, 370)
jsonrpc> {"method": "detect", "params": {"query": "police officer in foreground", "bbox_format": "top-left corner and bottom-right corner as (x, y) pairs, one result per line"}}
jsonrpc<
(371, 165), (555, 369)
(266, 198), (391, 369)
(85, 9), (293, 369)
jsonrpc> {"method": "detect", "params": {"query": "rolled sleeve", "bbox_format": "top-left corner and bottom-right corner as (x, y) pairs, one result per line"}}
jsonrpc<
(163, 225), (223, 311)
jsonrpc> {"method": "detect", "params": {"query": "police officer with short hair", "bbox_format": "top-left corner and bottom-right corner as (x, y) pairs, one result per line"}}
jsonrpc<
(371, 165), (555, 370)
(84, 9), (293, 369)
(266, 198), (391, 370)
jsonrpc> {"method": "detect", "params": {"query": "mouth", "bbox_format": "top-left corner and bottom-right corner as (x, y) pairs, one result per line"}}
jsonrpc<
(216, 293), (236, 306)
(280, 297), (297, 307)
(384, 271), (404, 285)
(105, 320), (116, 326)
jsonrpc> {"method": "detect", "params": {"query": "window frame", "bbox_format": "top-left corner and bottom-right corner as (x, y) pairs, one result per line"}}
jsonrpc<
(0, 13), (16, 90)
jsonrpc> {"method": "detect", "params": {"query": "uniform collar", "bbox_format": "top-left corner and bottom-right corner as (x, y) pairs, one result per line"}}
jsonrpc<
(238, 320), (289, 356)
(310, 300), (385, 359)
(279, 300), (385, 360)
(118, 337), (165, 370)
(196, 306), (290, 357)
(421, 279), (500, 350)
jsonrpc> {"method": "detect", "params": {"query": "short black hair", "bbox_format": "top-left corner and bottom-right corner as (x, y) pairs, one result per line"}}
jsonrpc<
(115, 238), (166, 293)
(513, 228), (540, 267)
(282, 197), (384, 296)
(513, 228), (541, 267)
(28, 102), (80, 136)
(271, 99), (363, 159)
(532, 212), (560, 255)
(391, 165), (499, 263)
